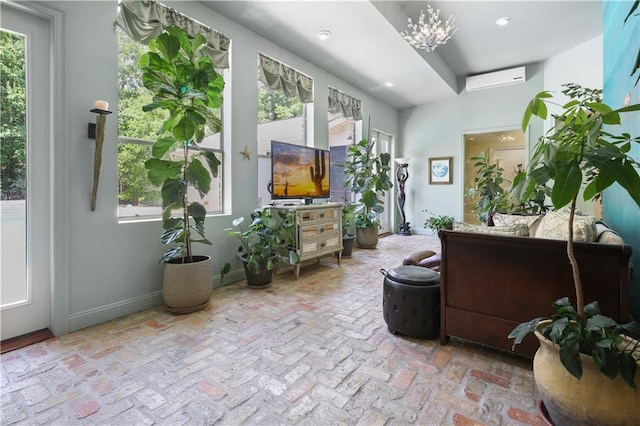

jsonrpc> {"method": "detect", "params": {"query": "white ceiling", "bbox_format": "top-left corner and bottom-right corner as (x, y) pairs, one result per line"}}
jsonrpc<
(200, 0), (603, 109)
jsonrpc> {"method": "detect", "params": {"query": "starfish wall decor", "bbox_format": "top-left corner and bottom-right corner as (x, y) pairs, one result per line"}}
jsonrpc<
(240, 145), (252, 160)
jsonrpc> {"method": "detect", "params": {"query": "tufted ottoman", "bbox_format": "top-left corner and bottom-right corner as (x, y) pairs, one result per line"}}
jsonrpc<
(382, 265), (440, 338)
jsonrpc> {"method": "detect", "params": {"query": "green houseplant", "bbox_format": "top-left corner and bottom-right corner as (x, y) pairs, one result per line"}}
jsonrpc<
(509, 84), (640, 425)
(227, 207), (299, 288)
(465, 151), (510, 225)
(140, 26), (224, 312)
(344, 138), (393, 248)
(341, 201), (357, 257)
(423, 210), (454, 234)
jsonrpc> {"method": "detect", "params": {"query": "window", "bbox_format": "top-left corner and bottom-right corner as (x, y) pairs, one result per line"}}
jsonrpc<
(327, 87), (362, 203)
(116, 29), (226, 219)
(256, 54), (314, 205)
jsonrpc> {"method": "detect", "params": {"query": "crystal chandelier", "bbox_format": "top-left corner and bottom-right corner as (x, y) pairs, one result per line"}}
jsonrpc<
(401, 3), (457, 52)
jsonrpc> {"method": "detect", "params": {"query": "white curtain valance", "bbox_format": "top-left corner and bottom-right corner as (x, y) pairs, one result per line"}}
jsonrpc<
(115, 0), (230, 68)
(328, 87), (362, 120)
(258, 54), (313, 103)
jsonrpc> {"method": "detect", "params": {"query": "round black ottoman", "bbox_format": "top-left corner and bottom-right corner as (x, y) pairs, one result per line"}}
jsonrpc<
(382, 265), (440, 338)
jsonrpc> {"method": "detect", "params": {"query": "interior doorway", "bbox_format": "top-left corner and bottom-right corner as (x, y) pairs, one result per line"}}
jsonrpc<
(463, 129), (525, 224)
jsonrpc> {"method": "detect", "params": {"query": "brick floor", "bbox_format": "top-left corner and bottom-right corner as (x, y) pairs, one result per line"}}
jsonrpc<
(0, 234), (542, 425)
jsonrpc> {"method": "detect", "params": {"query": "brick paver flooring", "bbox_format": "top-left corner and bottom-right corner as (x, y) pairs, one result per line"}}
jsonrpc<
(1, 234), (543, 425)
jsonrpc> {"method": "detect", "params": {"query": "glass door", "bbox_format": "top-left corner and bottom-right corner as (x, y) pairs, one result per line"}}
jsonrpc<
(370, 130), (393, 234)
(1, 6), (51, 340)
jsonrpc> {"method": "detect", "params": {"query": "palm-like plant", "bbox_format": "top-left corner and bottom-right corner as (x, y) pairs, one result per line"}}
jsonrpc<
(140, 26), (224, 263)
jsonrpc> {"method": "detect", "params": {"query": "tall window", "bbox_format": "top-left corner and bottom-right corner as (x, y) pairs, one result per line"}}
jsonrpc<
(256, 54), (314, 205)
(115, 0), (230, 219)
(327, 87), (362, 203)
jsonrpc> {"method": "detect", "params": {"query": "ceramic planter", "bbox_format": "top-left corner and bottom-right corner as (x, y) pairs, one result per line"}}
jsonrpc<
(239, 253), (278, 289)
(533, 323), (640, 425)
(356, 227), (378, 249)
(162, 255), (212, 313)
(342, 234), (355, 257)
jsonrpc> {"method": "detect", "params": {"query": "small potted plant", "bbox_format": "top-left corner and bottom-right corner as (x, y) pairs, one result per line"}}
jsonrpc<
(227, 207), (299, 288)
(509, 83), (640, 425)
(140, 26), (224, 313)
(423, 210), (454, 234)
(344, 138), (393, 248)
(341, 201), (357, 257)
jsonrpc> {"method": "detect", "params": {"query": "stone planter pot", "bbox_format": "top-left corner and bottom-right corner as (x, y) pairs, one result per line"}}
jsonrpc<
(533, 322), (640, 426)
(342, 234), (356, 257)
(239, 253), (278, 289)
(356, 227), (378, 249)
(163, 255), (212, 313)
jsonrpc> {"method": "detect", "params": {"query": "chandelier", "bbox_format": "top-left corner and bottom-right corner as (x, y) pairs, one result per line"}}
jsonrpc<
(401, 3), (457, 52)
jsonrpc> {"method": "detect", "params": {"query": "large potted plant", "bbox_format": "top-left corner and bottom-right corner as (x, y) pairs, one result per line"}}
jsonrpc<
(140, 26), (224, 313)
(344, 138), (393, 248)
(227, 207), (299, 288)
(509, 83), (640, 425)
(465, 151), (510, 225)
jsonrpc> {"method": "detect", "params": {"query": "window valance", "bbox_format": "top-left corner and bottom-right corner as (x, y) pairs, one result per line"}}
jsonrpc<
(258, 54), (313, 103)
(328, 87), (362, 120)
(115, 0), (230, 68)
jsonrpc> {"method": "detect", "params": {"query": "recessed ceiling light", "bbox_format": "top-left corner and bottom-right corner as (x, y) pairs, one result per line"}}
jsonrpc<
(384, 81), (395, 87)
(316, 30), (332, 40)
(496, 17), (511, 26)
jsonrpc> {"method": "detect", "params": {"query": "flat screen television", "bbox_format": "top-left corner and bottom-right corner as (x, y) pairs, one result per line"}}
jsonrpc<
(270, 140), (330, 201)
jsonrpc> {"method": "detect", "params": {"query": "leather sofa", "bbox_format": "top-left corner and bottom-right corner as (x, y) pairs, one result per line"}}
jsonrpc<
(437, 229), (632, 358)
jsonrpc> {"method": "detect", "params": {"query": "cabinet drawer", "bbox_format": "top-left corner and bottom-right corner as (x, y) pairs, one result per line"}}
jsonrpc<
(299, 222), (340, 240)
(298, 207), (339, 223)
(300, 236), (341, 256)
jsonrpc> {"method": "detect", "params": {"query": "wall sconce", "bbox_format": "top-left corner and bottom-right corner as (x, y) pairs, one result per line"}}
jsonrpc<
(88, 100), (112, 211)
(395, 157), (411, 236)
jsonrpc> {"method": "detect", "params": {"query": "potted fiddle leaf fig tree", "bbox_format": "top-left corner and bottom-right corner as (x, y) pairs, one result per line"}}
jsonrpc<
(344, 138), (393, 248)
(141, 26), (224, 313)
(509, 83), (640, 425)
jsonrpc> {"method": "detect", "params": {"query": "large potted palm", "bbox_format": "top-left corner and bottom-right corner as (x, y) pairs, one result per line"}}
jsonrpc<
(141, 26), (224, 313)
(509, 84), (640, 425)
(344, 138), (393, 248)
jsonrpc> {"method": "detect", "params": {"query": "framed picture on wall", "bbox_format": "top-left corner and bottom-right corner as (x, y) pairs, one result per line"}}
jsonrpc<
(429, 157), (453, 184)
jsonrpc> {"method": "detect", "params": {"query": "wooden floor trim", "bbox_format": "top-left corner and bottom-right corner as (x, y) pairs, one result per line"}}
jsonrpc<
(1, 328), (54, 354)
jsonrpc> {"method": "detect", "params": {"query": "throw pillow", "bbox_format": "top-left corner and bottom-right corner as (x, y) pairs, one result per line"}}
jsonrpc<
(493, 213), (544, 236)
(596, 223), (624, 245)
(534, 210), (597, 242)
(453, 222), (529, 237)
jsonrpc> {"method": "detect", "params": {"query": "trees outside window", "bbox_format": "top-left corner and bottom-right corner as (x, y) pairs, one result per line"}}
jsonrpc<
(117, 29), (224, 218)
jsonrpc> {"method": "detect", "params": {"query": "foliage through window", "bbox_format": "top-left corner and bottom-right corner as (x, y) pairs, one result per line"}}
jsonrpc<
(256, 57), (313, 205)
(1, 30), (26, 201)
(117, 28), (224, 219)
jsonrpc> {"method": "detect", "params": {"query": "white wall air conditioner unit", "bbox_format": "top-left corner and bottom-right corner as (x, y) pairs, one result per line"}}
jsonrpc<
(465, 66), (526, 91)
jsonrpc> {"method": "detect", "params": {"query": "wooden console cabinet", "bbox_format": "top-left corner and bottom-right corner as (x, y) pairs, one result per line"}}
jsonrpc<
(271, 204), (342, 279)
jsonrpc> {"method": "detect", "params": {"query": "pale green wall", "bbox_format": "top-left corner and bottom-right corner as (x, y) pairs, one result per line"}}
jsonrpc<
(42, 0), (397, 334)
(397, 63), (545, 233)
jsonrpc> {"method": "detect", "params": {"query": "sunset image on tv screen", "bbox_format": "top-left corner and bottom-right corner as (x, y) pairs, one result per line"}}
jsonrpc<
(271, 142), (330, 198)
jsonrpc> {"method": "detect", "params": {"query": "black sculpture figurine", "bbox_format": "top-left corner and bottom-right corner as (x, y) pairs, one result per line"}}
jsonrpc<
(396, 160), (411, 235)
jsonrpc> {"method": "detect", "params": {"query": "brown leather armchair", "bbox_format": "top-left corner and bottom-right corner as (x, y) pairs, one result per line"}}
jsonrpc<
(402, 250), (441, 272)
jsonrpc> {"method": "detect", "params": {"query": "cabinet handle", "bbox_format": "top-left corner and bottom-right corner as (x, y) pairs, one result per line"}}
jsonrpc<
(320, 227), (325, 233)
(320, 242), (326, 248)
(320, 213), (325, 218)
